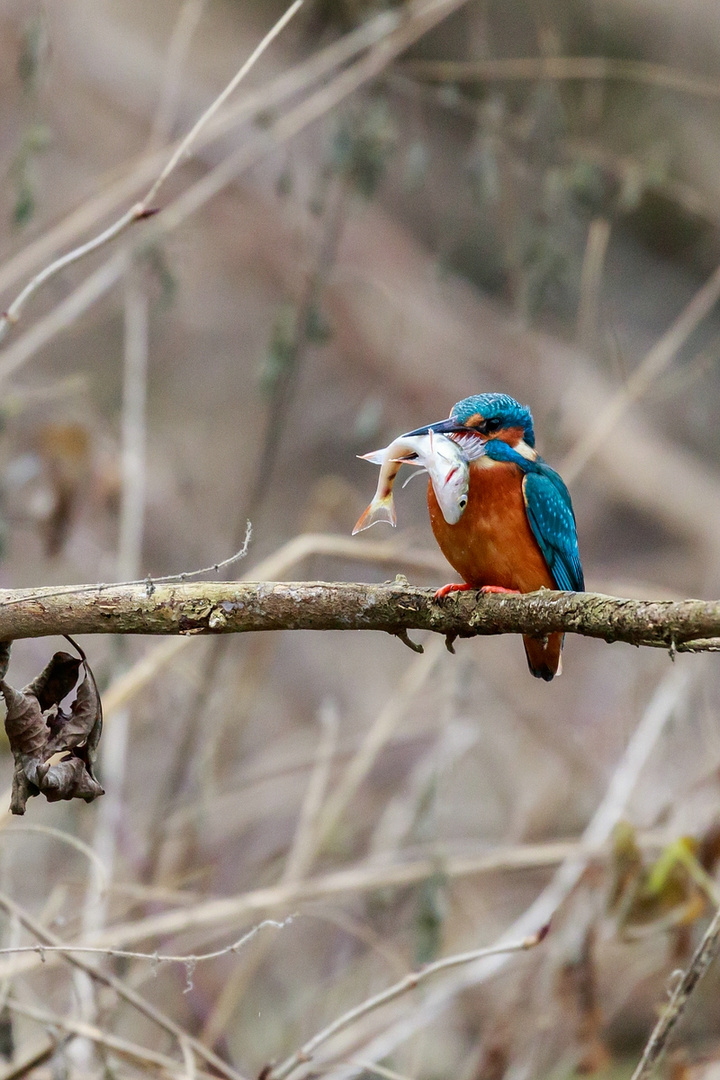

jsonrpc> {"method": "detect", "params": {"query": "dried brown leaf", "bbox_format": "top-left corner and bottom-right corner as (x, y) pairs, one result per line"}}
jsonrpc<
(27, 651), (82, 712)
(36, 755), (104, 803)
(46, 670), (102, 754)
(1, 642), (104, 814)
(1, 680), (47, 758)
(0, 642), (11, 683)
(10, 760), (36, 816)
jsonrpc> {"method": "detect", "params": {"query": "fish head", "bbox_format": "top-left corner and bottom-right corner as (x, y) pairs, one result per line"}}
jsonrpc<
(433, 461), (469, 523)
(424, 432), (473, 524)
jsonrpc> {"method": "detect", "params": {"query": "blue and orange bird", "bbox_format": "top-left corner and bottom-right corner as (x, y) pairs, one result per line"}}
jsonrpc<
(405, 393), (584, 681)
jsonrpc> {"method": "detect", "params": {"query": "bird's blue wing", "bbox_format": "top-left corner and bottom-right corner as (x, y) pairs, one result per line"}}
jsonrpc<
(522, 468), (584, 592)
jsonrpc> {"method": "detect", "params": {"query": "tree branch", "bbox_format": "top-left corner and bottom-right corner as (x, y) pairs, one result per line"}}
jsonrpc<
(0, 0), (306, 343)
(0, 581), (718, 652)
(630, 903), (720, 1080)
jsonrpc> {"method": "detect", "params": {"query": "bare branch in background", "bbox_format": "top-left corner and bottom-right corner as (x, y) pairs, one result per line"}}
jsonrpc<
(0, 0), (306, 343)
(630, 903), (720, 1080)
(328, 665), (692, 1077)
(148, 0), (209, 149)
(0, 7), (404, 304)
(402, 55), (720, 98)
(0, 834), (670, 981)
(0, 916), (292, 980)
(0, 0), (475, 390)
(0, 891), (249, 1080)
(267, 927), (548, 1080)
(562, 261), (720, 482)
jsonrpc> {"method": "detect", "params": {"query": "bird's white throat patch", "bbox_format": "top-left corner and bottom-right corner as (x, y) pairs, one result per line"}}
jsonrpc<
(514, 439), (537, 461)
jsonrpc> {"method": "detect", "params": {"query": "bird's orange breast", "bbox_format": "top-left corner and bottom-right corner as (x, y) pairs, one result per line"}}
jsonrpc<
(427, 458), (555, 592)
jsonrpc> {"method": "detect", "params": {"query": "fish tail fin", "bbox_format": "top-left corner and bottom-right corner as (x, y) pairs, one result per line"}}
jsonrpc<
(358, 450), (385, 465)
(352, 495), (396, 534)
(522, 633), (564, 681)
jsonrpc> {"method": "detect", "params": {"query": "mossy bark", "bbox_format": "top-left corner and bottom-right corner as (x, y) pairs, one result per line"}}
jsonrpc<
(0, 581), (717, 652)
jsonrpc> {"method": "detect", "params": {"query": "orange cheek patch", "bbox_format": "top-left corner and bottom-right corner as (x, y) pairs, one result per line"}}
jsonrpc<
(494, 426), (524, 446)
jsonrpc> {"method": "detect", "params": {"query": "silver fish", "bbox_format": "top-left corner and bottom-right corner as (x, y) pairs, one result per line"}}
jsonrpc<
(353, 430), (469, 534)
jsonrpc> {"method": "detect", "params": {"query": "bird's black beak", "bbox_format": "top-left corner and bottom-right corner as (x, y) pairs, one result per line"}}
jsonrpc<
(403, 417), (471, 438)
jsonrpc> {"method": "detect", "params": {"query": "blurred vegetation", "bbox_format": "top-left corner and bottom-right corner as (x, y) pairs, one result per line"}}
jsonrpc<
(0, 1), (720, 1079)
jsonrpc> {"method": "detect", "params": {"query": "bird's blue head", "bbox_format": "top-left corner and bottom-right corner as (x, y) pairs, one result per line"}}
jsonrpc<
(405, 393), (536, 451)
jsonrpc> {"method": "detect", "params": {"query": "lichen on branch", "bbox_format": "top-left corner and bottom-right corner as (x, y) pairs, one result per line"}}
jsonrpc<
(0, 580), (717, 653)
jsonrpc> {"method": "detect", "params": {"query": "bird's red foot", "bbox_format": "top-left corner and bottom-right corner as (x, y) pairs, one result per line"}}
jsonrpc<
(434, 583), (473, 599)
(479, 585), (521, 595)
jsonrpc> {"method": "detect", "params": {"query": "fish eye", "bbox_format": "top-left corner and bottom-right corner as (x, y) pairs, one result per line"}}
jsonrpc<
(458, 496), (468, 508)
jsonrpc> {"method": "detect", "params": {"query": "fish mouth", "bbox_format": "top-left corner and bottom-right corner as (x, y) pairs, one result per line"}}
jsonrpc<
(403, 419), (488, 459)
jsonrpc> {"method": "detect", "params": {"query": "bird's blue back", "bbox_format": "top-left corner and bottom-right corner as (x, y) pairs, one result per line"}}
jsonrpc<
(484, 440), (585, 592)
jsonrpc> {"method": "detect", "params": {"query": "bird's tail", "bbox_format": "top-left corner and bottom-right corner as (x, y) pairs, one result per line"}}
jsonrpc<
(523, 633), (564, 681)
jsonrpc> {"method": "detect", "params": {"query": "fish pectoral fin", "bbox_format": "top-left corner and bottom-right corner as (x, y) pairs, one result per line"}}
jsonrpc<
(401, 466), (428, 489)
(352, 498), (396, 534)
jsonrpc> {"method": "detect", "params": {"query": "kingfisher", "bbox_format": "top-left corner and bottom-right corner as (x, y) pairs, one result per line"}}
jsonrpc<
(405, 392), (584, 681)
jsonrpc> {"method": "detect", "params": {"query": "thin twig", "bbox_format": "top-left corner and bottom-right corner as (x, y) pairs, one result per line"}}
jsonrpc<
(144, 0), (304, 209)
(0, 833), (670, 984)
(322, 666), (692, 1080)
(0, 9), (402, 303)
(0, 916), (291, 973)
(0, 1037), (72, 1080)
(0, 0), (473, 386)
(0, 520), (252, 609)
(94, 533), (441, 727)
(576, 217), (611, 354)
(0, 250), (130, 384)
(149, 0), (209, 149)
(267, 928), (547, 1080)
(0, 1), (305, 342)
(562, 260), (720, 482)
(5, 998), (218, 1080)
(402, 55), (720, 99)
(313, 640), (446, 851)
(0, 891), (249, 1080)
(0, 824), (108, 890)
(283, 701), (339, 883)
(630, 904), (720, 1080)
(118, 261), (150, 581)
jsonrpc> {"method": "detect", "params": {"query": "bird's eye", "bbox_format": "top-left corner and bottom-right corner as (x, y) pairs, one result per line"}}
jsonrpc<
(483, 417), (502, 434)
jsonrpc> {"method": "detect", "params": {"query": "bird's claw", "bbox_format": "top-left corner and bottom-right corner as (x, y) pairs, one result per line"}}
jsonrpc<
(433, 583), (473, 600)
(433, 583), (521, 600)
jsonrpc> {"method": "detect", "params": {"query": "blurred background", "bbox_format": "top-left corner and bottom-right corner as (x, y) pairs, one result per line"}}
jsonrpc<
(1, 1), (720, 1078)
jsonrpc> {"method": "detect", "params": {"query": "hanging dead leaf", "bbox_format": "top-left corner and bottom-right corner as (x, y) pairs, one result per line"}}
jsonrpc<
(0, 642), (10, 684)
(36, 755), (103, 803)
(1, 680), (48, 759)
(0, 638), (104, 814)
(26, 651), (81, 713)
